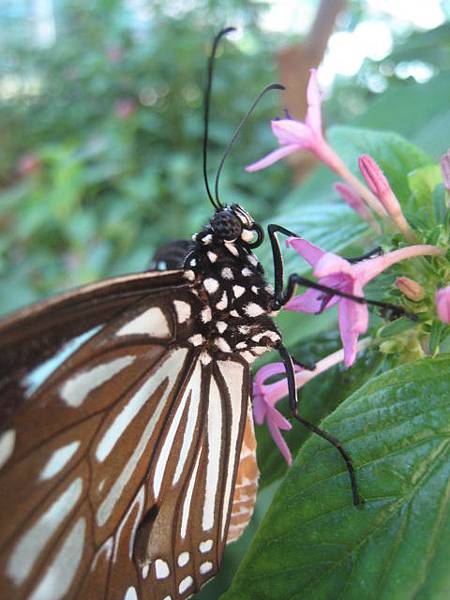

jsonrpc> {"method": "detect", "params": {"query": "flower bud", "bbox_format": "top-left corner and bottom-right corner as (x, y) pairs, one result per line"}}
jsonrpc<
(395, 277), (425, 301)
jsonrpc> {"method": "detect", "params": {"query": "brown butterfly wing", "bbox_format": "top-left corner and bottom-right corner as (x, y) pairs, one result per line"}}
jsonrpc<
(0, 270), (252, 599)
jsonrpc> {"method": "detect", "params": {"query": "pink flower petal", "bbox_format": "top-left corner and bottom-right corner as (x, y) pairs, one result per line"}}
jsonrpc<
(245, 144), (299, 172)
(305, 69), (322, 134)
(285, 288), (324, 313)
(285, 237), (325, 267)
(272, 119), (311, 146)
(353, 245), (442, 287)
(268, 419), (293, 466)
(252, 393), (267, 425)
(314, 253), (353, 279)
(435, 286), (450, 324)
(253, 361), (287, 387)
(338, 298), (369, 367)
(267, 405), (292, 431)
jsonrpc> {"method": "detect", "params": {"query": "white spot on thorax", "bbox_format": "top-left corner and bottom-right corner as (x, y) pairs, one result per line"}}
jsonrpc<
(236, 342), (247, 350)
(28, 517), (86, 600)
(225, 243), (239, 257)
(216, 321), (227, 333)
(247, 254), (259, 267)
(188, 334), (205, 347)
(60, 355), (135, 408)
(252, 346), (268, 355)
(230, 310), (239, 317)
(201, 306), (212, 323)
(0, 429), (16, 469)
(243, 302), (265, 317)
(155, 559), (170, 579)
(8, 478), (83, 585)
(241, 229), (254, 242)
(202, 234), (213, 244)
(200, 561), (213, 575)
(39, 441), (80, 480)
(232, 285), (245, 298)
(216, 292), (228, 310)
(204, 278), (219, 294)
(207, 251), (217, 263)
(251, 285), (258, 294)
(199, 539), (213, 553)
(241, 268), (252, 277)
(184, 270), (195, 281)
(221, 267), (233, 279)
(174, 300), (191, 324)
(177, 551), (190, 567)
(190, 258), (197, 267)
(179, 576), (193, 594)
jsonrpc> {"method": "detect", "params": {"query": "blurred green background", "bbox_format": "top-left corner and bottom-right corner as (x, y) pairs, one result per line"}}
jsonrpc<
(0, 1), (449, 597)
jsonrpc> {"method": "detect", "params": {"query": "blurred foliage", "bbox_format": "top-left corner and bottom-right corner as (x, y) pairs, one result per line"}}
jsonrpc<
(0, 0), (288, 313)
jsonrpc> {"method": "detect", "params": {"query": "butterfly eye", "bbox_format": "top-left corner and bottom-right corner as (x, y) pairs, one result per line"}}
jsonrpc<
(211, 210), (243, 241)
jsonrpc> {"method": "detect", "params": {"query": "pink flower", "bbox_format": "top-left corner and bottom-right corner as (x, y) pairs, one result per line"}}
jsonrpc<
(435, 286), (450, 324)
(114, 99), (136, 119)
(252, 340), (372, 463)
(253, 363), (294, 465)
(285, 238), (444, 367)
(358, 154), (415, 241)
(440, 150), (450, 192)
(246, 69), (342, 173)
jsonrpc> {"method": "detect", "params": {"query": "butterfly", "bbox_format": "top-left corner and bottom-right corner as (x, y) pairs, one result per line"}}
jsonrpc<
(0, 28), (365, 600)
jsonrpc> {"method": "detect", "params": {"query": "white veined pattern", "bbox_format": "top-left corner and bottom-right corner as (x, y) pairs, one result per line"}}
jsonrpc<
(0, 269), (258, 599)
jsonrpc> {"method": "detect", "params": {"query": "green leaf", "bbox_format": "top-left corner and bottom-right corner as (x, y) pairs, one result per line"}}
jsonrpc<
(224, 356), (450, 600)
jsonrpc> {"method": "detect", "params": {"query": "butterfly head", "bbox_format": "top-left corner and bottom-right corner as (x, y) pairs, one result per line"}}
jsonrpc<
(210, 204), (263, 248)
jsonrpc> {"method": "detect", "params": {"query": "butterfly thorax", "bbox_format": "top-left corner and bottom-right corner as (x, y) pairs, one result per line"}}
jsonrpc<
(182, 205), (281, 365)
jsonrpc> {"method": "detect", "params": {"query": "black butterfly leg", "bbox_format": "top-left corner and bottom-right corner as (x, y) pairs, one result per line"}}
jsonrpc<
(267, 224), (416, 319)
(277, 343), (361, 506)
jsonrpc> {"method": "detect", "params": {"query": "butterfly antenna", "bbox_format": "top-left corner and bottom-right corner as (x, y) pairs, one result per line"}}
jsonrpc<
(214, 82), (285, 207)
(203, 27), (236, 210)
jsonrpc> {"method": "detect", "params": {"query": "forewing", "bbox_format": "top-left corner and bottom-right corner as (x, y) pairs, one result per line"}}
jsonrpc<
(0, 271), (252, 600)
